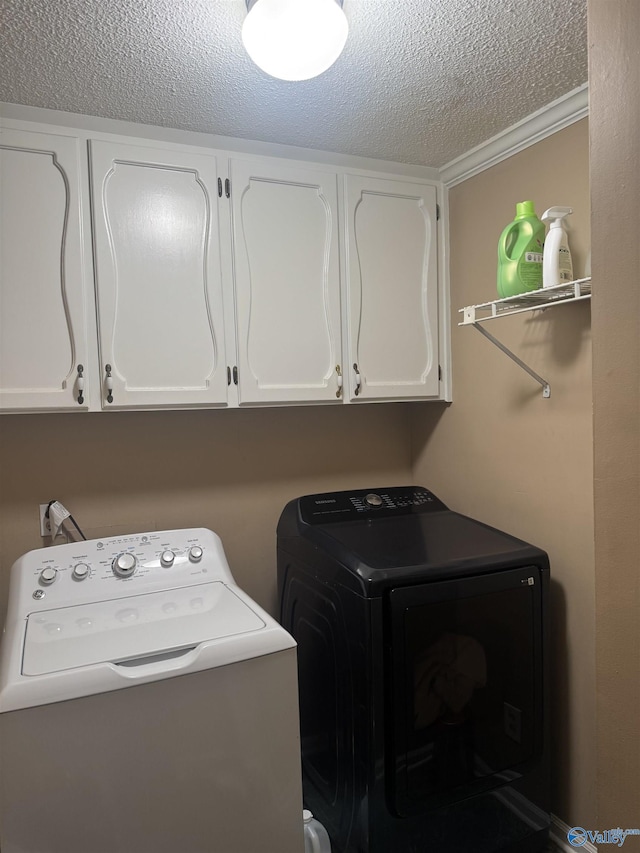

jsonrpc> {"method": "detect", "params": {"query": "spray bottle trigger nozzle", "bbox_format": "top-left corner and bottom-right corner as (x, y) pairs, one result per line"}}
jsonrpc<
(541, 206), (573, 226)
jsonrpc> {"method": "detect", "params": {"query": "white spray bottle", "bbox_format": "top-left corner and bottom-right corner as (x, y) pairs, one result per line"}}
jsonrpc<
(541, 206), (574, 287)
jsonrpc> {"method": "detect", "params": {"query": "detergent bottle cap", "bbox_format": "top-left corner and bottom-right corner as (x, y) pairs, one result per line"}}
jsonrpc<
(515, 200), (537, 219)
(541, 206), (573, 228)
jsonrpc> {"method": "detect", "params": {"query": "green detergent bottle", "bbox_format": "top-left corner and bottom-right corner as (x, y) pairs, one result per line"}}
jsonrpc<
(497, 201), (545, 298)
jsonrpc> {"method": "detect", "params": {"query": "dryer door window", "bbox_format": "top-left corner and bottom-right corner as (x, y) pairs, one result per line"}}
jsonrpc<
(387, 565), (544, 817)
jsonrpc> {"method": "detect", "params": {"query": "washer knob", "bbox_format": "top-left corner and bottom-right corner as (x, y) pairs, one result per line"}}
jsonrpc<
(39, 567), (57, 585)
(188, 546), (203, 563)
(365, 493), (383, 507)
(161, 550), (175, 568)
(72, 562), (90, 581)
(112, 552), (137, 578)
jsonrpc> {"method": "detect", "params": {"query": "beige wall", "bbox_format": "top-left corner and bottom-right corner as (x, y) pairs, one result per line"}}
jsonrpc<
(0, 404), (412, 618)
(589, 0), (640, 831)
(411, 119), (595, 825)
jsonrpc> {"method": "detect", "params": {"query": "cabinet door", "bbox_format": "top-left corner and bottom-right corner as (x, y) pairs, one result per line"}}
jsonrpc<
(230, 159), (342, 405)
(0, 128), (91, 411)
(90, 140), (229, 409)
(344, 176), (439, 401)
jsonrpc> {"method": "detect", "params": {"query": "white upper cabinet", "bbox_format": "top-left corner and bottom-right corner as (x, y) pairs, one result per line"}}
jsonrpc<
(344, 175), (440, 401)
(90, 140), (230, 409)
(0, 128), (91, 411)
(230, 158), (342, 404)
(1, 112), (448, 413)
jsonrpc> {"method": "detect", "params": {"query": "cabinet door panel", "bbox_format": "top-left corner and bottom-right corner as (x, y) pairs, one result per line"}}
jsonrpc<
(231, 160), (342, 404)
(345, 176), (439, 400)
(0, 129), (90, 411)
(90, 141), (228, 409)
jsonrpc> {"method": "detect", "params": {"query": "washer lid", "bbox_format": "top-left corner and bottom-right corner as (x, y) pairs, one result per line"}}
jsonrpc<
(22, 582), (264, 676)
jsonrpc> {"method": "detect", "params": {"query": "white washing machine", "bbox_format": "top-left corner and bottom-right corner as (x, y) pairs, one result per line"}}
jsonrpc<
(0, 528), (303, 853)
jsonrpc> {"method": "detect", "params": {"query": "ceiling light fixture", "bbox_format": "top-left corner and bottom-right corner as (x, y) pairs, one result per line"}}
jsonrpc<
(242, 0), (349, 82)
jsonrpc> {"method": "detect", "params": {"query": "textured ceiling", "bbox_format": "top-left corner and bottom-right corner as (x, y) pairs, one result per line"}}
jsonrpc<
(0, 0), (588, 168)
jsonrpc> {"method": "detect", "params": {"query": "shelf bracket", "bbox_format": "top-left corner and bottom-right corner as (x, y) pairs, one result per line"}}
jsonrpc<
(472, 323), (551, 398)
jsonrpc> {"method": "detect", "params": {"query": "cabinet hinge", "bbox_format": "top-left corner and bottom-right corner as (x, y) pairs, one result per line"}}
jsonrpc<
(436, 203), (440, 221)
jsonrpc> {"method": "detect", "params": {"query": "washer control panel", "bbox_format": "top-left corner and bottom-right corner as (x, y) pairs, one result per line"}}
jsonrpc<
(299, 486), (448, 525)
(9, 528), (233, 614)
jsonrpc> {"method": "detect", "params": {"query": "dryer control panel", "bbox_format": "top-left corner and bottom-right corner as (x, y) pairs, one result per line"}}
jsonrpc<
(6, 528), (234, 614)
(299, 486), (448, 525)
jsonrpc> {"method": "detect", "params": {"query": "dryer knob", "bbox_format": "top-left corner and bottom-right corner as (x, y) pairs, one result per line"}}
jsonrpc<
(112, 552), (137, 578)
(161, 550), (175, 567)
(365, 493), (383, 507)
(188, 546), (203, 563)
(39, 567), (58, 585)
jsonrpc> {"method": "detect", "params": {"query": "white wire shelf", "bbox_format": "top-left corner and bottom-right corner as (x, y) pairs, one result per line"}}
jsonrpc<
(459, 277), (591, 326)
(457, 277), (592, 398)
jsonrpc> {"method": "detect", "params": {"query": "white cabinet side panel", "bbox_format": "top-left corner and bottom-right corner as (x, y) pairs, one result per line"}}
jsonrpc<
(345, 176), (439, 400)
(0, 130), (89, 411)
(231, 160), (342, 404)
(90, 141), (228, 409)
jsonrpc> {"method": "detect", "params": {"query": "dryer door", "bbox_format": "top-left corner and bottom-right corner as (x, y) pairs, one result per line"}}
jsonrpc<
(387, 565), (545, 817)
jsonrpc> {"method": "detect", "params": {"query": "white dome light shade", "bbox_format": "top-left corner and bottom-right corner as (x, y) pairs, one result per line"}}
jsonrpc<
(242, 0), (349, 82)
